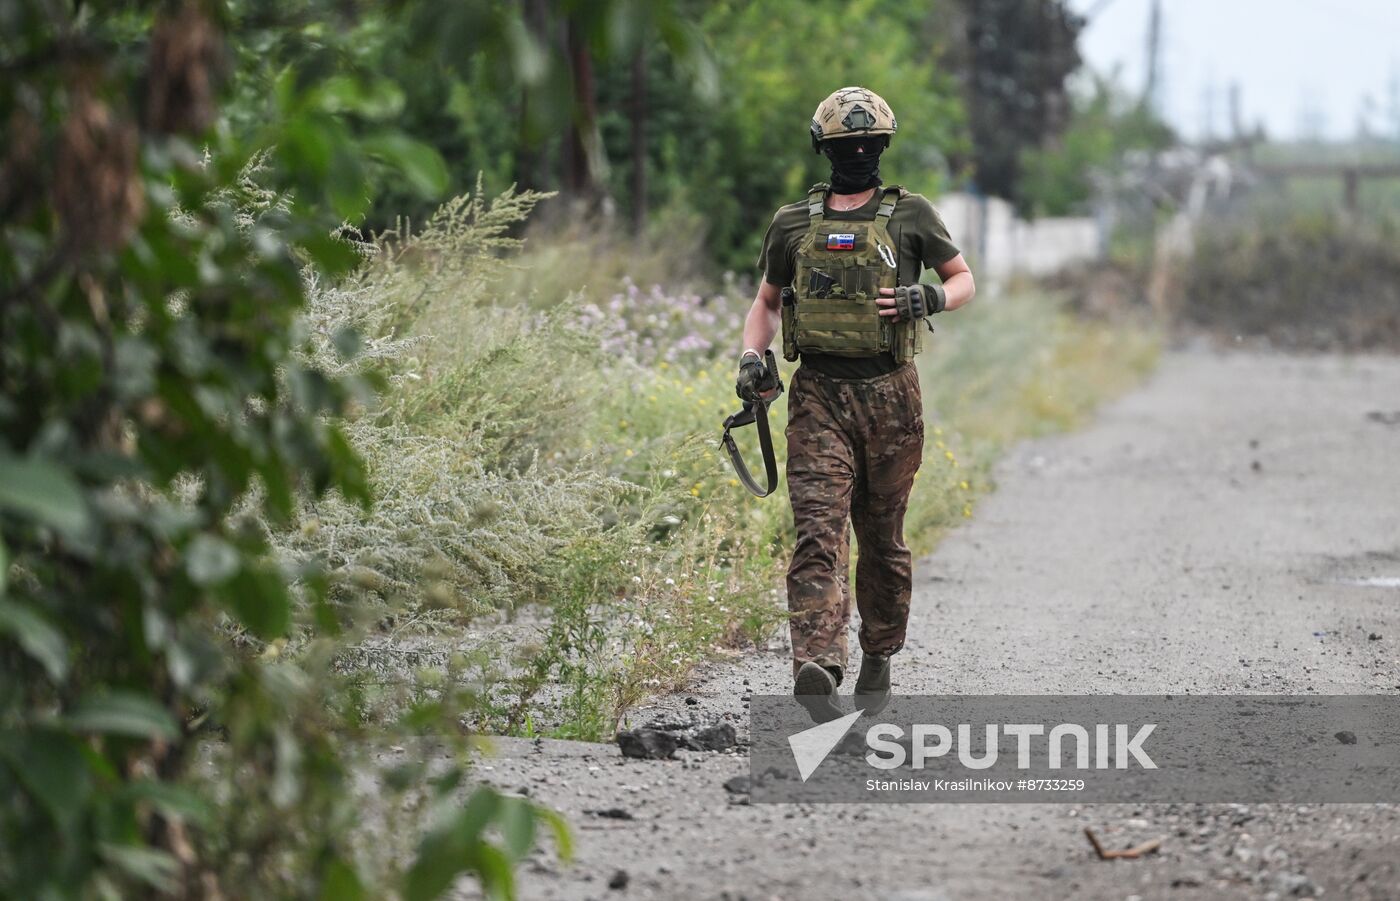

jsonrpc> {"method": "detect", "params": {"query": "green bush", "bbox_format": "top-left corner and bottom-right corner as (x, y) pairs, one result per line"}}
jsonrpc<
(1, 5), (565, 897)
(1185, 209), (1400, 350)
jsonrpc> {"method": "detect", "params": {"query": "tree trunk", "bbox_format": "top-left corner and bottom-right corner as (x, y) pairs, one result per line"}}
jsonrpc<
(562, 15), (610, 215)
(629, 45), (647, 234)
(516, 0), (550, 192)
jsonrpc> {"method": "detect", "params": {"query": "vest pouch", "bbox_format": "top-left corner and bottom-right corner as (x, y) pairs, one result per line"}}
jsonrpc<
(857, 262), (884, 299)
(889, 313), (924, 363)
(780, 287), (798, 362)
(823, 255), (877, 301)
(793, 293), (884, 356)
(890, 319), (911, 363)
(840, 258), (866, 299)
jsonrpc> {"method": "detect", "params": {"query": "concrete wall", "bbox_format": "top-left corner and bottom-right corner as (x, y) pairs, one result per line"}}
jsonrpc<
(933, 192), (1101, 287)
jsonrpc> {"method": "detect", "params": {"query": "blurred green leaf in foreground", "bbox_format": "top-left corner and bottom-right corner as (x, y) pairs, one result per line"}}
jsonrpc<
(0, 1), (563, 897)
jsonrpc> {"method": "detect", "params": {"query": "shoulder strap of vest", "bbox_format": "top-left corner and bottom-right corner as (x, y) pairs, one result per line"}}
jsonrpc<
(806, 183), (829, 224)
(876, 185), (903, 220)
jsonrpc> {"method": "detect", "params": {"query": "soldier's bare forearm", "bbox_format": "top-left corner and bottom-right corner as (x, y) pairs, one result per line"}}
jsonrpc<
(932, 253), (976, 311)
(741, 280), (784, 357)
(940, 271), (976, 311)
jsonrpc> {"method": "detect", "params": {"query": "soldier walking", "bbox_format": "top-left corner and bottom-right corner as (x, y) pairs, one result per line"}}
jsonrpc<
(735, 87), (976, 722)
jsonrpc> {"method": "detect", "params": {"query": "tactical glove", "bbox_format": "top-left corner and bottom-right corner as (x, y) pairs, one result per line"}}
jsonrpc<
(892, 283), (947, 321)
(736, 353), (772, 403)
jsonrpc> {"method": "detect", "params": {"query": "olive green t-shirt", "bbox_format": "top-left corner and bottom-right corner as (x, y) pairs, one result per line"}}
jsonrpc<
(757, 187), (960, 379)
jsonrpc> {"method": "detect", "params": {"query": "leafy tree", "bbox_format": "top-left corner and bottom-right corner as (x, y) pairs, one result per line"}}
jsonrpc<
(224, 0), (970, 273)
(946, 0), (1084, 209)
(0, 1), (562, 896)
(377, 0), (716, 220)
(611, 0), (969, 271)
(1018, 73), (1175, 217)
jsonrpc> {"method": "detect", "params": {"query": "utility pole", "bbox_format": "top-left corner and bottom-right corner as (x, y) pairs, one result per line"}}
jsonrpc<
(1143, 0), (1162, 115)
(1388, 62), (1400, 143)
(1229, 82), (1243, 141)
(1297, 89), (1326, 143)
(1201, 79), (1216, 142)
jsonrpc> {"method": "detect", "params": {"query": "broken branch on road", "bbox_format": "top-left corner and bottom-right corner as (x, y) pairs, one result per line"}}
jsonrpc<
(1084, 827), (1163, 860)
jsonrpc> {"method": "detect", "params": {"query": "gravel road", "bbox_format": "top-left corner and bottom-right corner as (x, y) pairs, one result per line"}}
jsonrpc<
(465, 349), (1400, 900)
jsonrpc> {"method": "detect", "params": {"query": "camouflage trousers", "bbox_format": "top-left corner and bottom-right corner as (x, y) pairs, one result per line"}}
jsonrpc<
(785, 362), (924, 681)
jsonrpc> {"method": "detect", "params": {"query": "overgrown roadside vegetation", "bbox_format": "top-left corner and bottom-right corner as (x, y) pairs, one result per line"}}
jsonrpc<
(290, 187), (1159, 744)
(1183, 208), (1400, 350)
(3, 1), (1161, 897)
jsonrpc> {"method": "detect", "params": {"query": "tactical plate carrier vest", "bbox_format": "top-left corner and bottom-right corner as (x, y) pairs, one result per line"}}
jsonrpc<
(781, 183), (922, 364)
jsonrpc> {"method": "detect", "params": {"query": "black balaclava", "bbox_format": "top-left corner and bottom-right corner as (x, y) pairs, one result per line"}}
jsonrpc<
(822, 135), (886, 194)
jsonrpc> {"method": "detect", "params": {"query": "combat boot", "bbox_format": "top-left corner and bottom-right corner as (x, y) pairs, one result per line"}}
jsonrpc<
(794, 662), (845, 723)
(853, 652), (891, 717)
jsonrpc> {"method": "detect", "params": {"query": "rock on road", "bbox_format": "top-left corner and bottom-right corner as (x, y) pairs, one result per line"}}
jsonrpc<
(465, 349), (1400, 900)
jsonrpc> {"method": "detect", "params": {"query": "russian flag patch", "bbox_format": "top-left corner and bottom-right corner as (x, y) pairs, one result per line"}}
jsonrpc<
(826, 233), (855, 251)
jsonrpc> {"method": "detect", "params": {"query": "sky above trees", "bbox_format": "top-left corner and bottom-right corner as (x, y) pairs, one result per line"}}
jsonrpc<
(1071, 0), (1400, 142)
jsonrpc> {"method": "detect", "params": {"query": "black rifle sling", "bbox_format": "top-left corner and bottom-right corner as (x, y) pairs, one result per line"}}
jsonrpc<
(720, 350), (784, 498)
(720, 397), (779, 498)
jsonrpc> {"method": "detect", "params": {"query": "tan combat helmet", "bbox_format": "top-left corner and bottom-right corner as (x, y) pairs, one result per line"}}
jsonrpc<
(810, 86), (897, 152)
